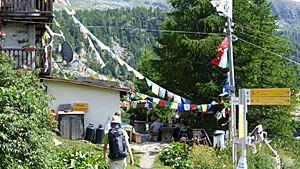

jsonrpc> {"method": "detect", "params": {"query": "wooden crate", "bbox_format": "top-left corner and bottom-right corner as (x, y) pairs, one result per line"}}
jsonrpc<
(132, 132), (141, 143)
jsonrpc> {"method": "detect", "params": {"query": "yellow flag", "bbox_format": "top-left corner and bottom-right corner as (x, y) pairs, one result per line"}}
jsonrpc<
(201, 104), (207, 112)
(133, 103), (137, 109)
(171, 102), (178, 110)
(141, 94), (148, 100)
(116, 56), (125, 66)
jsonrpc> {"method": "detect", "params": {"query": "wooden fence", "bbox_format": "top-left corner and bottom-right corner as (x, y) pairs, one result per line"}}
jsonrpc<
(0, 0), (53, 15)
(1, 47), (51, 74)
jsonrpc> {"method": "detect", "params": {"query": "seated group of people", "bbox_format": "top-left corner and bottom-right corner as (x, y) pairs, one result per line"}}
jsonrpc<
(149, 117), (192, 142)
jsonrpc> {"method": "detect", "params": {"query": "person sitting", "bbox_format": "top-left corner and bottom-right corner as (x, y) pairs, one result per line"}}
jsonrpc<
(150, 118), (161, 141)
(173, 121), (191, 142)
(172, 123), (181, 142)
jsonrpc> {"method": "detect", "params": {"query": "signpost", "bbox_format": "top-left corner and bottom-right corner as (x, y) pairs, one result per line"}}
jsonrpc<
(250, 97), (290, 105)
(73, 103), (88, 112)
(237, 88), (291, 169)
(250, 88), (290, 97)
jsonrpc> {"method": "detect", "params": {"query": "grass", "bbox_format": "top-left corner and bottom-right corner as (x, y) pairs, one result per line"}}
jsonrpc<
(126, 149), (141, 169)
(152, 154), (173, 169)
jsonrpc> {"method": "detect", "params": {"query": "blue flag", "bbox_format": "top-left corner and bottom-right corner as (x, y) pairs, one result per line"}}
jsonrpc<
(219, 72), (230, 96)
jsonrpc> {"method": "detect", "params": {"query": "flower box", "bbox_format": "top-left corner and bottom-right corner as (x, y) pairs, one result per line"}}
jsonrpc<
(24, 47), (35, 51)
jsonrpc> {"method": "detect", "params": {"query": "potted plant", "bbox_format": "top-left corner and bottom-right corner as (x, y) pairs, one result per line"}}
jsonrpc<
(24, 44), (35, 51)
(0, 31), (6, 40)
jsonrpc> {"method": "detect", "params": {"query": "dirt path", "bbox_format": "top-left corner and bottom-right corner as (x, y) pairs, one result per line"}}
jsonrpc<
(131, 142), (168, 169)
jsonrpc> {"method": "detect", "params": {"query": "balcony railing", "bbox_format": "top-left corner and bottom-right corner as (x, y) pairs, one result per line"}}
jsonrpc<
(0, 0), (53, 16)
(1, 47), (51, 75)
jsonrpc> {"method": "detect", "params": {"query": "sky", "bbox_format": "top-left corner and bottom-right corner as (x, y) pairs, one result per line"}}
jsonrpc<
(292, 0), (300, 2)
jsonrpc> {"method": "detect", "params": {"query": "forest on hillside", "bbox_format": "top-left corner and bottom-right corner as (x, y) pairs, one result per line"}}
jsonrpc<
(52, 7), (165, 85)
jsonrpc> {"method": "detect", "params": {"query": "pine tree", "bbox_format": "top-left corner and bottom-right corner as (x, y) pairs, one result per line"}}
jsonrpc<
(136, 0), (299, 137)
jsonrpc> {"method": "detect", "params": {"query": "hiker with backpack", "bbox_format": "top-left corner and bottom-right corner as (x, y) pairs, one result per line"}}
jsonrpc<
(103, 115), (134, 168)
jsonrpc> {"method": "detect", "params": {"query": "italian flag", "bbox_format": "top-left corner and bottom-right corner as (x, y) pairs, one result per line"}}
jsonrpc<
(210, 37), (229, 68)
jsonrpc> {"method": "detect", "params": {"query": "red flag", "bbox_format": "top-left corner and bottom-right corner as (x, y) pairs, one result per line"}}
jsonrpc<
(130, 90), (137, 93)
(121, 102), (125, 108)
(226, 107), (230, 114)
(219, 100), (225, 104)
(159, 100), (166, 108)
(190, 104), (197, 110)
(210, 37), (229, 67)
(141, 103), (145, 108)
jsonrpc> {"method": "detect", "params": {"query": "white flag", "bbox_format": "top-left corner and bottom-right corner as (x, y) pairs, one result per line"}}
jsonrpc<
(210, 0), (232, 19)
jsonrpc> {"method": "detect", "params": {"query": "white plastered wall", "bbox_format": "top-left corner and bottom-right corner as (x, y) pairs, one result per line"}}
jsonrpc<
(43, 80), (120, 135)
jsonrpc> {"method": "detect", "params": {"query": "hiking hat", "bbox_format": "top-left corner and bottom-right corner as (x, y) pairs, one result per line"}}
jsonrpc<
(111, 115), (121, 124)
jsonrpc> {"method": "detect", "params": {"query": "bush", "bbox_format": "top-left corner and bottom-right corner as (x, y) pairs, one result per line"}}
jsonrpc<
(277, 138), (300, 168)
(189, 143), (276, 169)
(189, 145), (232, 169)
(51, 148), (109, 168)
(0, 53), (56, 168)
(159, 141), (191, 169)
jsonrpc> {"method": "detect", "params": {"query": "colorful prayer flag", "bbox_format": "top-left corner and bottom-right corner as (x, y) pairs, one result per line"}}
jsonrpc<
(58, 0), (68, 6)
(145, 78), (153, 87)
(184, 104), (190, 111)
(207, 104), (212, 111)
(109, 51), (115, 59)
(133, 70), (144, 80)
(136, 92), (142, 98)
(197, 105), (202, 112)
(178, 104), (184, 112)
(201, 104), (207, 112)
(182, 97), (191, 104)
(167, 90), (174, 101)
(219, 72), (230, 96)
(149, 103), (153, 108)
(93, 49), (105, 68)
(153, 98), (160, 104)
(159, 87), (166, 98)
(125, 64), (134, 72)
(171, 102), (178, 110)
(132, 103), (137, 109)
(159, 100), (166, 108)
(152, 83), (159, 96)
(116, 56), (125, 66)
(173, 94), (182, 103)
(166, 101), (172, 107)
(215, 112), (222, 120)
(141, 94), (148, 100)
(88, 37), (95, 50)
(121, 102), (125, 108)
(190, 104), (197, 110)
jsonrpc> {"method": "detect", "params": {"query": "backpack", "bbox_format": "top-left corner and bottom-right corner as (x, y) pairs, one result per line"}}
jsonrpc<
(108, 128), (128, 160)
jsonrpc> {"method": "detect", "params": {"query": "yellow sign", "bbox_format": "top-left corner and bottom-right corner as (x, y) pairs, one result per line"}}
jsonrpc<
(73, 103), (88, 111)
(250, 88), (290, 97)
(239, 105), (244, 139)
(250, 97), (290, 105)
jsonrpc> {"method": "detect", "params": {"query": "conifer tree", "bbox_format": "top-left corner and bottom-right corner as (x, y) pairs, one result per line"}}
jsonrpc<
(137, 0), (299, 137)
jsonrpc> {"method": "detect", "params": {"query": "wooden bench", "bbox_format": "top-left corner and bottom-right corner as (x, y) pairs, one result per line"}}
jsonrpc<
(132, 132), (141, 143)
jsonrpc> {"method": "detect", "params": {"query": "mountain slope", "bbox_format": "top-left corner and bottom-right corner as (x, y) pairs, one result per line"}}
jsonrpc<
(67, 0), (169, 10)
(52, 7), (166, 86)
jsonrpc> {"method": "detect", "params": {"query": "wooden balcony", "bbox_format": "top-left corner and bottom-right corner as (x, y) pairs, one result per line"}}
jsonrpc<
(0, 0), (54, 20)
(1, 47), (51, 75)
